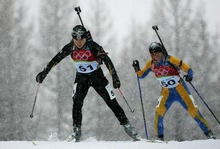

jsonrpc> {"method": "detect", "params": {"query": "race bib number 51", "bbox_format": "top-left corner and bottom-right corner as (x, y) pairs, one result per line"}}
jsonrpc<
(157, 76), (180, 88)
(75, 61), (98, 73)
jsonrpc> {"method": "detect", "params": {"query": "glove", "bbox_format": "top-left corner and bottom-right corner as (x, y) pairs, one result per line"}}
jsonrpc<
(132, 60), (140, 72)
(36, 69), (49, 83)
(185, 75), (193, 82)
(112, 74), (121, 89)
(185, 69), (193, 82)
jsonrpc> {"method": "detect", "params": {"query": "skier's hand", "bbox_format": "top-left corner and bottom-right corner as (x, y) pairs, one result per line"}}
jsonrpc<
(185, 74), (193, 82)
(112, 75), (121, 89)
(185, 69), (193, 82)
(132, 60), (140, 72)
(36, 69), (48, 83)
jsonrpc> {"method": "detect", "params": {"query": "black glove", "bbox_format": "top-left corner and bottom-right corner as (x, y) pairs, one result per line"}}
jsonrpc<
(36, 69), (49, 83)
(112, 74), (121, 89)
(185, 74), (193, 82)
(132, 60), (140, 72)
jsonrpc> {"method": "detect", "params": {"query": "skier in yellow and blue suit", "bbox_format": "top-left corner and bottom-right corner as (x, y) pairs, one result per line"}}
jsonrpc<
(132, 41), (215, 140)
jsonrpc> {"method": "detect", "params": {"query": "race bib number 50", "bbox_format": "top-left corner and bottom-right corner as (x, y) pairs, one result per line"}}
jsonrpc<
(157, 76), (180, 88)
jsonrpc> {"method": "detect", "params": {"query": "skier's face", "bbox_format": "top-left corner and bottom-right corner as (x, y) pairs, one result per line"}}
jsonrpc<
(150, 52), (164, 64)
(73, 38), (86, 49)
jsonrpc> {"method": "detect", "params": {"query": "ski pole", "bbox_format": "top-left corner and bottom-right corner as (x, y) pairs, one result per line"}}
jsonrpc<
(136, 75), (148, 139)
(30, 83), (41, 118)
(189, 82), (220, 125)
(152, 25), (168, 57)
(118, 88), (134, 113)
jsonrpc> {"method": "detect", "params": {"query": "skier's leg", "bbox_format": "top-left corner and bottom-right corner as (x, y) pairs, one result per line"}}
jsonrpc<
(176, 82), (215, 139)
(72, 82), (89, 127)
(93, 81), (139, 140)
(154, 88), (171, 140)
(90, 72), (128, 125)
(67, 80), (89, 142)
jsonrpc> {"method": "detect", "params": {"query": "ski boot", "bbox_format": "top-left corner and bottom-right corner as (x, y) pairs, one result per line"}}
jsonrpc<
(67, 126), (81, 142)
(205, 130), (216, 139)
(157, 135), (164, 141)
(123, 123), (140, 141)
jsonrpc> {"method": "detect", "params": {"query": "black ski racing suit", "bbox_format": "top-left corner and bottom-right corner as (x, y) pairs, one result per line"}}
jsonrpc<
(42, 40), (129, 127)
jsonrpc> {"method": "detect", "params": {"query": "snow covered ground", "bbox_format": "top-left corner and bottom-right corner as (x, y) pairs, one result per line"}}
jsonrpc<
(1, 138), (220, 149)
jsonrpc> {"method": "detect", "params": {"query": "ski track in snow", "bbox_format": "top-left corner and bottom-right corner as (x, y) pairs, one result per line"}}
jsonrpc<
(1, 138), (220, 149)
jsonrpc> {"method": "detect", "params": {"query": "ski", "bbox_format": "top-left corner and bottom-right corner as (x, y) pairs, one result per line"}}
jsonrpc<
(146, 139), (168, 143)
(138, 137), (168, 143)
(31, 141), (37, 145)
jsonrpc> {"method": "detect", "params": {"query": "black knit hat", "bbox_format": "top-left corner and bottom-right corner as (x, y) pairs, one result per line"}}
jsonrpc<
(72, 25), (87, 39)
(149, 42), (163, 53)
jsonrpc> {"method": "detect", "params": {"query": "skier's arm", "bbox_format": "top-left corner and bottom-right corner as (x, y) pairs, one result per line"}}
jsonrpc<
(88, 41), (115, 74)
(101, 49), (121, 89)
(169, 55), (193, 81)
(36, 43), (73, 83)
(45, 43), (73, 72)
(102, 53), (117, 76)
(136, 60), (152, 79)
(89, 41), (120, 88)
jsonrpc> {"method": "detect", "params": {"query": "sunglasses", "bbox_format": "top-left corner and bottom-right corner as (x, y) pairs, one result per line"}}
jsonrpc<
(72, 35), (86, 40)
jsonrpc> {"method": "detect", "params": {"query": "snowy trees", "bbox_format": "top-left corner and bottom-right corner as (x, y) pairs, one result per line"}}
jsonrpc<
(0, 0), (219, 141)
(0, 0), (16, 140)
(0, 0), (32, 140)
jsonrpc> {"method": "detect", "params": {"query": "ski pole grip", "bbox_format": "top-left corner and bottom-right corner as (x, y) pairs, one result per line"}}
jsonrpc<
(152, 25), (159, 30)
(75, 6), (81, 14)
(74, 6), (84, 27)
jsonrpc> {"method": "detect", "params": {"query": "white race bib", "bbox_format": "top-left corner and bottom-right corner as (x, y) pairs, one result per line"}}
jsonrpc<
(105, 84), (116, 100)
(75, 61), (98, 73)
(157, 76), (180, 88)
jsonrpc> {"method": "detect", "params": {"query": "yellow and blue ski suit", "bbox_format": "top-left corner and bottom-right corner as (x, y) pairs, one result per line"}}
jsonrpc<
(136, 55), (210, 137)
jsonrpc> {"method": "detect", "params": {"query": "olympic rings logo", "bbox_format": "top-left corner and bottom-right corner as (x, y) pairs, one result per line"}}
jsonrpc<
(154, 66), (170, 76)
(72, 50), (92, 61)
